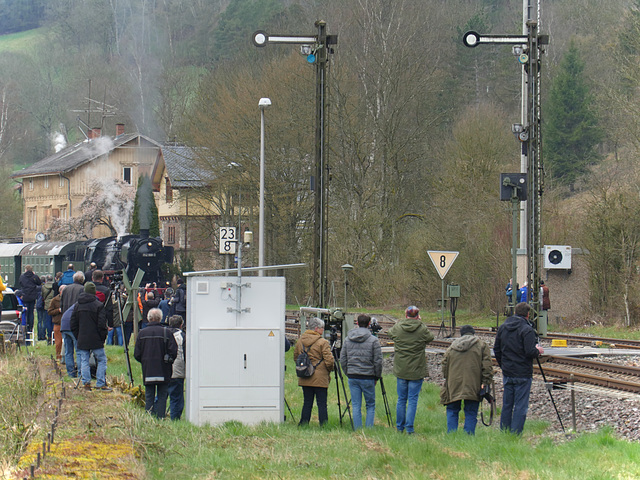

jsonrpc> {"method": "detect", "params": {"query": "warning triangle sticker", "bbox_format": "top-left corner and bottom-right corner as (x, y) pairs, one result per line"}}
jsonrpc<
(427, 251), (459, 279)
(268, 331), (275, 337)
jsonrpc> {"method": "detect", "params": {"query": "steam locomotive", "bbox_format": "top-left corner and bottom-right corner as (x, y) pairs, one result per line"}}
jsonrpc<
(0, 232), (174, 288)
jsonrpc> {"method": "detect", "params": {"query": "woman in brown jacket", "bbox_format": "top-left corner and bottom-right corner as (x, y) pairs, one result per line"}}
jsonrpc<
(293, 317), (335, 426)
(47, 285), (66, 362)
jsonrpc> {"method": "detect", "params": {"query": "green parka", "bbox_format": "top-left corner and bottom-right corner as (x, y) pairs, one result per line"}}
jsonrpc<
(388, 317), (434, 380)
(293, 330), (335, 388)
(440, 335), (493, 405)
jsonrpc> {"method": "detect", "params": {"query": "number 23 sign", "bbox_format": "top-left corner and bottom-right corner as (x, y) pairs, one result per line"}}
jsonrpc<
(427, 251), (459, 279)
(219, 227), (237, 254)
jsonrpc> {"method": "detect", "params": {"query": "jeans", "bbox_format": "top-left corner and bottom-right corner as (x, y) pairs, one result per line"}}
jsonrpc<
(24, 300), (35, 333)
(145, 383), (169, 419)
(168, 378), (185, 420)
(299, 386), (328, 426)
(44, 313), (53, 343)
(446, 400), (480, 434)
(61, 330), (77, 377)
(37, 308), (46, 340)
(500, 376), (533, 434)
(78, 348), (108, 387)
(348, 378), (376, 429)
(107, 326), (123, 346)
(396, 378), (423, 433)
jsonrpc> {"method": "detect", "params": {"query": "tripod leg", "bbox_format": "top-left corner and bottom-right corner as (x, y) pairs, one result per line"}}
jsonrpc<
(284, 397), (296, 423)
(536, 357), (565, 433)
(379, 378), (393, 427)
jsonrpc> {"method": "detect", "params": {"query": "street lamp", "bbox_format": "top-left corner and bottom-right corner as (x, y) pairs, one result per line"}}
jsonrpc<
(258, 97), (271, 276)
(342, 263), (353, 311)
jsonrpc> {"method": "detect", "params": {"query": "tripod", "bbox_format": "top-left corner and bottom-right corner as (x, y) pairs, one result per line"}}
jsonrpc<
(378, 377), (393, 427)
(329, 328), (354, 430)
(115, 287), (135, 386)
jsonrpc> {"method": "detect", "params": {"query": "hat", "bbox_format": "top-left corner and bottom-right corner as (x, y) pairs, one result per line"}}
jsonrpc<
(405, 305), (420, 318)
(84, 282), (97, 295)
(460, 325), (475, 336)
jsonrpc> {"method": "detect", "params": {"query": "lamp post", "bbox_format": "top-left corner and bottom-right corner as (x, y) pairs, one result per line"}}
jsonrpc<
(258, 97), (271, 276)
(342, 264), (353, 311)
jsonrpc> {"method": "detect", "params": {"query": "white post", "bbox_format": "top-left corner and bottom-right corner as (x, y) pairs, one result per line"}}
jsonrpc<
(258, 98), (271, 276)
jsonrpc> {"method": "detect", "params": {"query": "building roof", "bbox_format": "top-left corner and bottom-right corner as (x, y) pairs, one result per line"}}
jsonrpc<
(161, 144), (214, 188)
(10, 133), (162, 179)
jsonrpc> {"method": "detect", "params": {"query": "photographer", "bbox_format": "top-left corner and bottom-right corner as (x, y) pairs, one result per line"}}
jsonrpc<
(293, 317), (334, 426)
(134, 308), (178, 419)
(340, 314), (382, 429)
(440, 325), (493, 435)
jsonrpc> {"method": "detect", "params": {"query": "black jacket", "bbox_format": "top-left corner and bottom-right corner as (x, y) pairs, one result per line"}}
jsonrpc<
(70, 292), (108, 350)
(493, 314), (540, 378)
(18, 271), (42, 302)
(134, 322), (178, 385)
(141, 296), (161, 323)
(172, 284), (186, 314)
(95, 284), (113, 327)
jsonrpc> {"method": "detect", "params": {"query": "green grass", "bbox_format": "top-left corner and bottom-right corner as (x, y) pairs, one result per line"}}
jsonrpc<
(0, 28), (46, 54)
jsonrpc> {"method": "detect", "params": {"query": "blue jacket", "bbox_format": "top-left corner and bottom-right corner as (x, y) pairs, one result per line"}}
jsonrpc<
(59, 270), (75, 286)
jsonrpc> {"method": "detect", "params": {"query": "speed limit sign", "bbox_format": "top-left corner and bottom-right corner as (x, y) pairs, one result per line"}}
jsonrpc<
(219, 227), (237, 254)
(427, 251), (459, 279)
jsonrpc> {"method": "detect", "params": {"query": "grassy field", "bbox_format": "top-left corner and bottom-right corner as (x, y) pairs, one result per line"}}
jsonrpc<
(2, 338), (639, 479)
(0, 28), (45, 54)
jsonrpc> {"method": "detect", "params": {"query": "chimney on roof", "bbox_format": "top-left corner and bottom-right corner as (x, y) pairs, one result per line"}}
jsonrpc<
(93, 127), (101, 138)
(116, 123), (125, 136)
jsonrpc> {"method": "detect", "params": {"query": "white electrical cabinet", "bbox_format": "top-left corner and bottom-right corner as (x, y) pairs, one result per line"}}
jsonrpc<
(184, 275), (285, 426)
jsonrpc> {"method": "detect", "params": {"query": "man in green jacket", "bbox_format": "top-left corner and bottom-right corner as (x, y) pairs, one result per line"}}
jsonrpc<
(388, 306), (434, 434)
(440, 325), (493, 434)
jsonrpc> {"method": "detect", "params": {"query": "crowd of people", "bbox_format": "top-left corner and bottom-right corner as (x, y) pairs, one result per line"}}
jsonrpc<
(11, 263), (187, 419)
(294, 302), (543, 436)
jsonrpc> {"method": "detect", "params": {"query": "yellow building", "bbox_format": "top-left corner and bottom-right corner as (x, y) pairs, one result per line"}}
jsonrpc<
(11, 128), (162, 242)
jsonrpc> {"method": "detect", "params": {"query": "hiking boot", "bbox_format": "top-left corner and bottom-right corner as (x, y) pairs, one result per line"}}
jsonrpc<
(96, 386), (112, 392)
(83, 383), (92, 391)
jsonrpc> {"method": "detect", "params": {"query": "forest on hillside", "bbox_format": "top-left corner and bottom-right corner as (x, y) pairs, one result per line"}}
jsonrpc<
(1, 0), (640, 323)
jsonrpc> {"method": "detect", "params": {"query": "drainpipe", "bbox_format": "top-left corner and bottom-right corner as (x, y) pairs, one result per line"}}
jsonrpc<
(59, 173), (72, 215)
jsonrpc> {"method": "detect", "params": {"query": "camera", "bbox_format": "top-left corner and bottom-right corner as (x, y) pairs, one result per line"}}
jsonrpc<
(369, 317), (382, 336)
(478, 385), (494, 403)
(163, 353), (174, 364)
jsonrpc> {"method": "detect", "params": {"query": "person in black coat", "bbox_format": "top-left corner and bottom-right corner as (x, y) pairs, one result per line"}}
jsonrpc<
(18, 265), (42, 335)
(134, 307), (178, 418)
(92, 270), (113, 328)
(70, 282), (110, 391)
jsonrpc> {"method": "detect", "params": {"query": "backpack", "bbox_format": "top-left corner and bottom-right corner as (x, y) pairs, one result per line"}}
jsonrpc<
(295, 344), (323, 378)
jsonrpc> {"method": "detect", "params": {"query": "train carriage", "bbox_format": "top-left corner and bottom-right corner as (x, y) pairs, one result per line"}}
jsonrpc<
(18, 241), (88, 280)
(0, 243), (30, 287)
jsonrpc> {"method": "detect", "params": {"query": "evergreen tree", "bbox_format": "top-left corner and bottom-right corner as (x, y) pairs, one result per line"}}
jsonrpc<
(131, 176), (160, 237)
(544, 41), (603, 185)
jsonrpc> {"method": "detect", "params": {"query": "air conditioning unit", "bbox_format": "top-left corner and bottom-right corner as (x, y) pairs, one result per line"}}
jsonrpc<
(544, 245), (572, 269)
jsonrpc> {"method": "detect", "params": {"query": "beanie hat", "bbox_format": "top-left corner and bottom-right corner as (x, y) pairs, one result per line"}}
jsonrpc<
(405, 305), (420, 318)
(460, 325), (475, 336)
(84, 282), (97, 295)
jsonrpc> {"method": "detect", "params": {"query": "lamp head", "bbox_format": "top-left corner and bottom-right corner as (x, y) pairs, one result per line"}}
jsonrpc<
(341, 263), (354, 273)
(259, 98), (272, 108)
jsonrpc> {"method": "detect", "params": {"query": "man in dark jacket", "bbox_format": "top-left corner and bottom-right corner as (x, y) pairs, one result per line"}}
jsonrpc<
(340, 314), (383, 429)
(70, 282), (110, 391)
(61, 271), (85, 313)
(387, 305), (434, 434)
(494, 302), (544, 434)
(440, 325), (493, 434)
(141, 290), (161, 329)
(134, 308), (178, 418)
(18, 265), (42, 336)
(92, 270), (113, 329)
(172, 278), (187, 321)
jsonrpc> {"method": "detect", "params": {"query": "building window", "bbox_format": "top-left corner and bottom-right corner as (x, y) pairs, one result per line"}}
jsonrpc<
(43, 206), (51, 229)
(29, 178), (33, 190)
(58, 206), (67, 220)
(123, 167), (131, 184)
(59, 176), (65, 188)
(165, 177), (173, 203)
(167, 226), (176, 244)
(28, 208), (37, 231)
(44, 176), (49, 189)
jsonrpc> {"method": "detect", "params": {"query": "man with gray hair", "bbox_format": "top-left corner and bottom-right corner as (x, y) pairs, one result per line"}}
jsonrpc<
(293, 317), (334, 426)
(134, 307), (178, 418)
(61, 271), (85, 313)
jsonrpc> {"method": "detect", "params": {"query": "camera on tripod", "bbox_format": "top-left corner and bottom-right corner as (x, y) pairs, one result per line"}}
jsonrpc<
(369, 317), (382, 336)
(299, 307), (348, 349)
(109, 271), (124, 289)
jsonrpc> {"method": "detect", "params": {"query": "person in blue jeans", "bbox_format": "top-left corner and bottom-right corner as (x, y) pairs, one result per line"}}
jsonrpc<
(70, 282), (111, 391)
(494, 302), (544, 434)
(340, 314), (383, 429)
(440, 325), (493, 434)
(387, 306), (434, 434)
(167, 315), (186, 420)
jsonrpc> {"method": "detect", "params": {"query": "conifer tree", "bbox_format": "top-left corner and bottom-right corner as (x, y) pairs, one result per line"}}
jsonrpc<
(131, 175), (160, 237)
(544, 41), (603, 186)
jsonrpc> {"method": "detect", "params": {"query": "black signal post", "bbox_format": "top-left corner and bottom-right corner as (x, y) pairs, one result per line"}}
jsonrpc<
(253, 21), (337, 308)
(463, 23), (549, 327)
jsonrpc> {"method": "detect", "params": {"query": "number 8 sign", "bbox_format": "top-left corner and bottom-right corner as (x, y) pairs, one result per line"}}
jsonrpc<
(219, 227), (237, 254)
(427, 251), (459, 279)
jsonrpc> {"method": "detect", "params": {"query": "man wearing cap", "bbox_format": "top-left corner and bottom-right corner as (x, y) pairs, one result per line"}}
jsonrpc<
(388, 306), (434, 434)
(440, 325), (493, 434)
(494, 302), (544, 434)
(70, 282), (111, 391)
